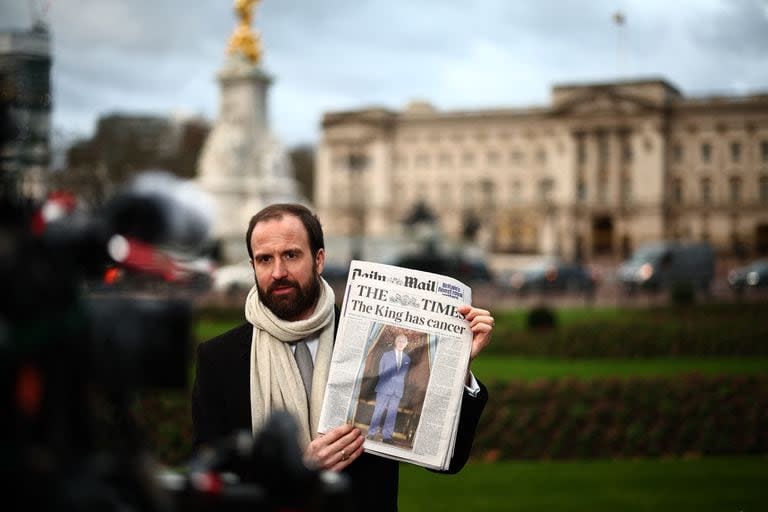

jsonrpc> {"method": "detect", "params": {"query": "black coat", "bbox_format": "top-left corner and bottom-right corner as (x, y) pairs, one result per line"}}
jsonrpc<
(191, 317), (488, 511)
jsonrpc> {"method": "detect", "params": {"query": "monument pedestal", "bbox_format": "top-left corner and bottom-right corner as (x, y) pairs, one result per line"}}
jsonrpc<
(197, 55), (305, 263)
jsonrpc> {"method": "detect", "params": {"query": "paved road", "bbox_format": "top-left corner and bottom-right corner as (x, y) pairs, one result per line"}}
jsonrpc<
(468, 278), (767, 310)
(201, 277), (765, 313)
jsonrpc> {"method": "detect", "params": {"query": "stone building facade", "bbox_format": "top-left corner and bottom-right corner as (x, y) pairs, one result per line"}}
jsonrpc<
(316, 78), (768, 262)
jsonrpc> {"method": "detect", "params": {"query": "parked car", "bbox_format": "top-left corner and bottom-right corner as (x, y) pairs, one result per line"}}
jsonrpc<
(497, 260), (597, 295)
(393, 251), (493, 283)
(727, 259), (768, 292)
(617, 241), (715, 293)
(212, 260), (254, 296)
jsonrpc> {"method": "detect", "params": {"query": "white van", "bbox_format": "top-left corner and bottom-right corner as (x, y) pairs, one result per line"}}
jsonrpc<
(617, 241), (715, 293)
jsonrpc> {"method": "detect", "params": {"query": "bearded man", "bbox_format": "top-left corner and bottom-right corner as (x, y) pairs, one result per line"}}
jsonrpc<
(191, 203), (492, 511)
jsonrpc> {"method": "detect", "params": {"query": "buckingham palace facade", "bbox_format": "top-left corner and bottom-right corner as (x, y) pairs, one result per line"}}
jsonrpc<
(315, 78), (768, 261)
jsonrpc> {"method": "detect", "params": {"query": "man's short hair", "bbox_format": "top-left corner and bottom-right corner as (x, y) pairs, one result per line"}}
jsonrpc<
(246, 203), (325, 260)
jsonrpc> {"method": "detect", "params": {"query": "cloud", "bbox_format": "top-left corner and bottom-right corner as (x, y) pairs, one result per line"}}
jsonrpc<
(2, 0), (767, 147)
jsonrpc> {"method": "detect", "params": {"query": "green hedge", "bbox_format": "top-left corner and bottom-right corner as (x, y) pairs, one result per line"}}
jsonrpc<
(490, 304), (768, 357)
(475, 374), (768, 461)
(135, 374), (768, 466)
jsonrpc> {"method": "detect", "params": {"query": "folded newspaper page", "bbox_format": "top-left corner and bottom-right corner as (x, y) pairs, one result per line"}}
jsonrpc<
(318, 260), (473, 470)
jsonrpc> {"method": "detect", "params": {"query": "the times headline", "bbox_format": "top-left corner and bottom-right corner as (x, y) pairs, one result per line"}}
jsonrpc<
(318, 260), (474, 470)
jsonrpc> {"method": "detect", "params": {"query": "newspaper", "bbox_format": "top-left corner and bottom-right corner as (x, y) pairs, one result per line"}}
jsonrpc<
(318, 260), (473, 470)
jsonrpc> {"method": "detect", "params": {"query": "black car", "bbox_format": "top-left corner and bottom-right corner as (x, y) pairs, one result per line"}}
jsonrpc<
(727, 259), (768, 292)
(393, 252), (493, 283)
(498, 261), (597, 295)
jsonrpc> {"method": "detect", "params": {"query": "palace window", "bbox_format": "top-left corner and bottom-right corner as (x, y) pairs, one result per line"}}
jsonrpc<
(730, 142), (741, 163)
(597, 133), (609, 164)
(672, 144), (683, 163)
(762, 141), (768, 162)
(729, 176), (742, 203)
(622, 144), (633, 163)
(348, 153), (369, 171)
(701, 143), (712, 163)
(760, 176), (768, 203)
(481, 179), (495, 206)
(672, 178), (683, 203)
(577, 136), (587, 164)
(700, 177), (712, 204)
(577, 180), (587, 202)
(538, 178), (554, 202)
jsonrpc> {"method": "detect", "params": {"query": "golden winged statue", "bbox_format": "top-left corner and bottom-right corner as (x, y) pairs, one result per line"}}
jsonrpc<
(227, 0), (262, 64)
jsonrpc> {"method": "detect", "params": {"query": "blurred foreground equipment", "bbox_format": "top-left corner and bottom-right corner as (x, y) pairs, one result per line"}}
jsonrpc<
(1, 181), (347, 510)
(166, 412), (351, 512)
(1, 179), (196, 511)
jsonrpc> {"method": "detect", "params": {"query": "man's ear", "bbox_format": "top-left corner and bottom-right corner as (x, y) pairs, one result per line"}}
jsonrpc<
(315, 248), (326, 275)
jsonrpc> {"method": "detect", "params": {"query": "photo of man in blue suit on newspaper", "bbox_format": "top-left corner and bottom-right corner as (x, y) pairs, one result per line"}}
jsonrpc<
(367, 334), (411, 445)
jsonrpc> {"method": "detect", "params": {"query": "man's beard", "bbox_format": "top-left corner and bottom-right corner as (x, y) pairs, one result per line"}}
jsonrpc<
(257, 269), (322, 321)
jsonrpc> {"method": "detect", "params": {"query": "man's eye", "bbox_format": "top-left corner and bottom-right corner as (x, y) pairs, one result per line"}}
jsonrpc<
(286, 252), (297, 259)
(257, 256), (271, 263)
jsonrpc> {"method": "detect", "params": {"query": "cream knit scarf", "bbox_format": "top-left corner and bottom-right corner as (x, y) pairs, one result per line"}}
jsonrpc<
(244, 278), (335, 449)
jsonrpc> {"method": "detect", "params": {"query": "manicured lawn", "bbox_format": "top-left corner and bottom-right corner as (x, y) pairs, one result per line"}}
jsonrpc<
(399, 457), (768, 511)
(470, 356), (768, 381)
(195, 320), (242, 342)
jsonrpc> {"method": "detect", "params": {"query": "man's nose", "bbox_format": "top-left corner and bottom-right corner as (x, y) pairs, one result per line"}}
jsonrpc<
(271, 259), (288, 279)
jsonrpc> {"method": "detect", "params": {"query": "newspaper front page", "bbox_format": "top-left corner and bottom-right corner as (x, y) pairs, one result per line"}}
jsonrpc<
(318, 260), (473, 470)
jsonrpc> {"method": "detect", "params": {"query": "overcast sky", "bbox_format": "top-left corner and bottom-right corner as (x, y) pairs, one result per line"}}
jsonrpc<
(2, 0), (768, 148)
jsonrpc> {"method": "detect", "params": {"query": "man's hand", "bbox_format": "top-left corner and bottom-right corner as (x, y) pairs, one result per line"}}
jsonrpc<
(458, 304), (493, 362)
(304, 423), (364, 472)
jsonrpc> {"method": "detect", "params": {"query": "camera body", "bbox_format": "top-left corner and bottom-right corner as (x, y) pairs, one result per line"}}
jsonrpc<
(1, 187), (192, 510)
(1, 81), (349, 511)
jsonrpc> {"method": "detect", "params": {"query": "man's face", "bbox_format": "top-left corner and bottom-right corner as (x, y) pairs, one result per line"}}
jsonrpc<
(395, 336), (408, 351)
(250, 214), (325, 321)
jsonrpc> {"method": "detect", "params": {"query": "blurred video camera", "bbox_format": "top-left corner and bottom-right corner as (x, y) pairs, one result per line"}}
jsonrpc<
(0, 99), (348, 512)
(0, 172), (195, 510)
